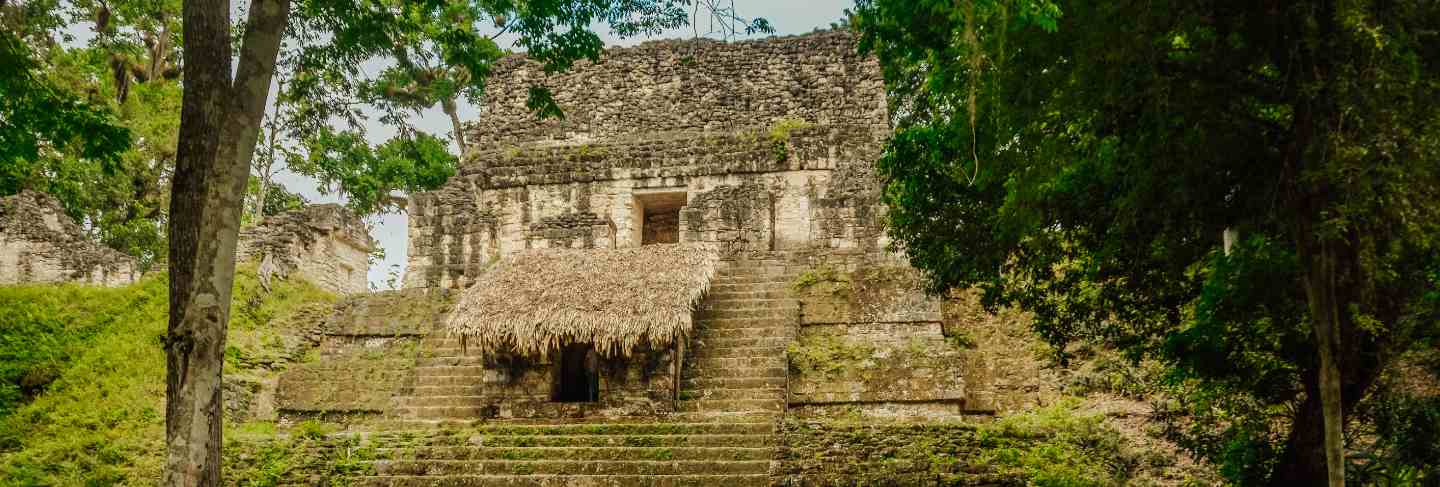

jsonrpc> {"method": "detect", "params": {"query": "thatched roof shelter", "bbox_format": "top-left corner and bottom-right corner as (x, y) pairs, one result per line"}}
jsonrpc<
(445, 243), (719, 358)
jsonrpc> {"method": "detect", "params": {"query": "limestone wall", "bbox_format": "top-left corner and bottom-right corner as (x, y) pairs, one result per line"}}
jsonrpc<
(0, 191), (140, 287)
(406, 30), (889, 289)
(238, 204), (375, 295)
(468, 30), (886, 147)
(276, 289), (677, 421)
(781, 252), (978, 419)
(276, 290), (445, 416)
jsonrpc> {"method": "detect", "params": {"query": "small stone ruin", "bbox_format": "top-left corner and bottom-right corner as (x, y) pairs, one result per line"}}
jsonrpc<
(237, 204), (375, 295)
(0, 190), (141, 287)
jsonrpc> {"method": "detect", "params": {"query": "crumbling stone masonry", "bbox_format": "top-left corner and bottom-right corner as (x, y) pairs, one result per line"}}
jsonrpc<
(405, 30), (889, 290)
(283, 31), (995, 429)
(0, 191), (140, 286)
(237, 204), (375, 295)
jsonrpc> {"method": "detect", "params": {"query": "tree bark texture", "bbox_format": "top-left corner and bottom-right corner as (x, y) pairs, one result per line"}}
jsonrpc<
(166, 0), (290, 484)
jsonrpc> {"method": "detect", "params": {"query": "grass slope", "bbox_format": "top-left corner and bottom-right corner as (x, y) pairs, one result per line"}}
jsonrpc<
(0, 266), (334, 485)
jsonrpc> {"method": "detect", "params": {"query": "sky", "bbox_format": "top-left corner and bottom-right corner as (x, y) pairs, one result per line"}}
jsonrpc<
(267, 0), (857, 289)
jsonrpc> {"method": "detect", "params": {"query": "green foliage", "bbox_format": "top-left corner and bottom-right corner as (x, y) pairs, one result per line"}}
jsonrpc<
(291, 129), (456, 216)
(224, 433), (376, 487)
(977, 399), (1137, 486)
(294, 420), (338, 441)
(767, 116), (813, 162)
(0, 267), (334, 484)
(0, 32), (130, 175)
(855, 0), (1440, 481)
(1, 0), (186, 267)
(789, 265), (849, 296)
(248, 178), (310, 219)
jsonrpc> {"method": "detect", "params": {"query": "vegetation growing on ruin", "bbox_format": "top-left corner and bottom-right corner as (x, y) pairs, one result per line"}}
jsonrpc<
(789, 265), (850, 297)
(779, 398), (1214, 486)
(787, 334), (877, 377)
(767, 116), (814, 162)
(224, 423), (377, 487)
(0, 266), (333, 484)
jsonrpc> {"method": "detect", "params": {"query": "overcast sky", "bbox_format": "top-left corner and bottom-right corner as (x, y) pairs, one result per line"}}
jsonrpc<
(267, 0), (856, 288)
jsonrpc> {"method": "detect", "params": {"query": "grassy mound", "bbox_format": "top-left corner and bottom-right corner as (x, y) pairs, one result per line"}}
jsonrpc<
(0, 266), (334, 484)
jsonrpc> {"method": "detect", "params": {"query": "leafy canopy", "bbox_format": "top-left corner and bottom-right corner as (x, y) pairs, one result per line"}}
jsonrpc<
(854, 0), (1440, 482)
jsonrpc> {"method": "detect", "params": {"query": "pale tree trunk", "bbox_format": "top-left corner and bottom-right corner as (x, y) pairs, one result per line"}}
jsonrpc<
(1298, 236), (1347, 487)
(166, 0), (289, 484)
(253, 159), (273, 221)
(252, 121), (277, 221)
(251, 80), (285, 222)
(442, 96), (467, 156)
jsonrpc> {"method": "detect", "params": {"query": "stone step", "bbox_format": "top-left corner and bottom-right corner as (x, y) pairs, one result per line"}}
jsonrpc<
(415, 375), (492, 387)
(363, 419), (774, 432)
(682, 376), (786, 390)
(399, 395), (496, 407)
(375, 446), (772, 461)
(354, 474), (769, 487)
(704, 290), (791, 300)
(684, 356), (785, 370)
(707, 283), (788, 293)
(415, 356), (492, 367)
(695, 309), (793, 320)
(689, 336), (792, 349)
(697, 299), (797, 311)
(695, 317), (794, 327)
(465, 434), (774, 448)
(373, 459), (770, 476)
(675, 399), (784, 413)
(401, 406), (494, 419)
(710, 274), (792, 283)
(691, 326), (793, 339)
(678, 388), (784, 401)
(410, 385), (485, 396)
(683, 366), (786, 380)
(413, 365), (492, 377)
(686, 345), (787, 359)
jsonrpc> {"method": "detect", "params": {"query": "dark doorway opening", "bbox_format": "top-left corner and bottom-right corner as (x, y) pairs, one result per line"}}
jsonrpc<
(552, 344), (599, 402)
(636, 192), (685, 245)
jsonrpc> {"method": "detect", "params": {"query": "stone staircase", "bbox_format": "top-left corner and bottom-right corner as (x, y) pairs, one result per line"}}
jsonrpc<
(678, 257), (797, 416)
(394, 334), (502, 422)
(349, 421), (774, 486)
(280, 257), (799, 486)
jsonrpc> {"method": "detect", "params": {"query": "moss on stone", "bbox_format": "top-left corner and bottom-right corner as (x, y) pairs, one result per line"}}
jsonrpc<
(789, 265), (850, 297)
(787, 334), (877, 378)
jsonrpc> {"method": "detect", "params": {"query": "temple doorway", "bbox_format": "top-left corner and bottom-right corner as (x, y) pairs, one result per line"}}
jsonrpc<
(633, 191), (686, 245)
(552, 344), (599, 402)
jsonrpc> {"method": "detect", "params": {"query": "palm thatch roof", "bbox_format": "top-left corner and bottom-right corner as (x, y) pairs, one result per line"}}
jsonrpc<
(445, 243), (719, 358)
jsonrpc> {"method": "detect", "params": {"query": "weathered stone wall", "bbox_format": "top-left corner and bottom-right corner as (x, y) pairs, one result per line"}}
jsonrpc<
(468, 30), (886, 147)
(0, 191), (140, 286)
(276, 290), (447, 416)
(776, 419), (1022, 486)
(441, 348), (678, 420)
(782, 253), (978, 418)
(276, 289), (678, 421)
(238, 204), (375, 295)
(405, 30), (889, 289)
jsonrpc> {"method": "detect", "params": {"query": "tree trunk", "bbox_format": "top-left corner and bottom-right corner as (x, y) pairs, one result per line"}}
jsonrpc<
(442, 96), (467, 156)
(253, 163), (272, 221)
(1273, 388), (1329, 484)
(1301, 239), (1347, 487)
(165, 0), (289, 484)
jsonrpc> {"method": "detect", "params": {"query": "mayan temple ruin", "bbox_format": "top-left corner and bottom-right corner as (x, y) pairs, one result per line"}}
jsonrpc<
(255, 30), (1041, 486)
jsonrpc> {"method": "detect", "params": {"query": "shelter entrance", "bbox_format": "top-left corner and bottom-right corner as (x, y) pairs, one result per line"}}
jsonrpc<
(633, 191), (686, 245)
(552, 344), (599, 402)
